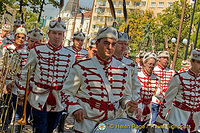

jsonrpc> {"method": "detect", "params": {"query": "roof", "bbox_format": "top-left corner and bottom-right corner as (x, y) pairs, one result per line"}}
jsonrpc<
(77, 11), (92, 18)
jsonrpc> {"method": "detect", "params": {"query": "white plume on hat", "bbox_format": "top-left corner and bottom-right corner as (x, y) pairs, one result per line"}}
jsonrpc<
(157, 51), (170, 58)
(15, 26), (27, 36)
(190, 49), (200, 61)
(14, 19), (25, 26)
(27, 29), (44, 40)
(48, 19), (66, 32)
(73, 31), (85, 40)
(181, 60), (191, 67)
(2, 24), (11, 31)
(143, 52), (157, 63)
(118, 32), (129, 42)
(96, 26), (118, 41)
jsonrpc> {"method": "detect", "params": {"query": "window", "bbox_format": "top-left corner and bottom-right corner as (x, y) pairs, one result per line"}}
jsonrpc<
(134, 2), (140, 6)
(102, 1), (106, 6)
(117, 9), (122, 14)
(150, 2), (156, 8)
(108, 17), (113, 22)
(168, 2), (173, 7)
(93, 16), (97, 21)
(108, 17), (113, 21)
(100, 17), (104, 22)
(93, 25), (96, 29)
(126, 1), (130, 5)
(140, 1), (146, 7)
(119, 1), (123, 5)
(158, 2), (164, 8)
(96, 0), (101, 5)
(95, 8), (105, 13)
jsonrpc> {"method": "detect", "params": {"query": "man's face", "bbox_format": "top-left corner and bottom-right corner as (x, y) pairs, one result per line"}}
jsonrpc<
(191, 60), (200, 74)
(158, 57), (169, 67)
(96, 38), (116, 60)
(48, 30), (64, 47)
(114, 41), (127, 57)
(73, 38), (84, 50)
(144, 58), (156, 74)
(2, 30), (9, 37)
(136, 57), (140, 64)
(27, 38), (41, 48)
(15, 33), (26, 46)
(88, 47), (97, 58)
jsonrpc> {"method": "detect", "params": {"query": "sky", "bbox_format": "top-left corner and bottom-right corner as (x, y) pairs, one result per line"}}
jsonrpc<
(43, 0), (94, 17)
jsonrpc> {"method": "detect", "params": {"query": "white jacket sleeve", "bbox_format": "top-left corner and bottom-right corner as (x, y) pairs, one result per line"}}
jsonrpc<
(156, 75), (179, 123)
(61, 65), (83, 115)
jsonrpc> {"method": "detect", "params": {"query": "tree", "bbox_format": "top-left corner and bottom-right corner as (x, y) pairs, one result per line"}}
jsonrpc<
(118, 9), (157, 58)
(157, 0), (192, 70)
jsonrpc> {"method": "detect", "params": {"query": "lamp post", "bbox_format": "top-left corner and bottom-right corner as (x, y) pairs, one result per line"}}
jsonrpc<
(172, 0), (187, 70)
(171, 38), (176, 44)
(183, 39), (188, 45)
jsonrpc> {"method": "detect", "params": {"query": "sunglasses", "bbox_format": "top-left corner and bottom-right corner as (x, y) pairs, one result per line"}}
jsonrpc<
(16, 36), (25, 40)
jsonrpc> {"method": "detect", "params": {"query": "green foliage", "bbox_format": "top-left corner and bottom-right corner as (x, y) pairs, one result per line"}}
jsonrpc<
(118, 1), (193, 71)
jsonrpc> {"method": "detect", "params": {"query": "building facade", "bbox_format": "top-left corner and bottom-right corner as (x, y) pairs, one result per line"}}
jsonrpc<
(89, 0), (195, 38)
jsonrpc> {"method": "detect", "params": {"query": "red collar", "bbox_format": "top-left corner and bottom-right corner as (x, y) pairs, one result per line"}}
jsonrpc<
(188, 69), (200, 77)
(113, 55), (122, 61)
(72, 45), (81, 52)
(157, 63), (165, 70)
(14, 43), (24, 50)
(143, 69), (151, 77)
(47, 42), (62, 51)
(96, 55), (112, 66)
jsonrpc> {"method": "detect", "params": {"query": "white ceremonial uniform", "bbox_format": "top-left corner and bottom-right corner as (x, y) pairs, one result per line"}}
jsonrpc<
(113, 56), (141, 101)
(156, 69), (200, 132)
(0, 34), (4, 46)
(61, 55), (133, 133)
(152, 64), (175, 104)
(68, 46), (88, 60)
(18, 43), (75, 112)
(136, 69), (161, 122)
(1, 33), (15, 48)
(5, 44), (30, 95)
(178, 67), (190, 73)
(2, 43), (17, 85)
(137, 63), (143, 72)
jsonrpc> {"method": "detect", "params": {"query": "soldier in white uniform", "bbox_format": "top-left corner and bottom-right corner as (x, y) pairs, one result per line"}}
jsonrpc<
(67, 31), (88, 60)
(0, 24), (11, 75)
(156, 49), (200, 133)
(18, 19), (75, 133)
(61, 26), (138, 133)
(131, 52), (160, 131)
(178, 60), (191, 73)
(151, 51), (175, 124)
(87, 39), (97, 58)
(1, 19), (25, 48)
(0, 24), (11, 46)
(2, 26), (27, 132)
(113, 31), (141, 112)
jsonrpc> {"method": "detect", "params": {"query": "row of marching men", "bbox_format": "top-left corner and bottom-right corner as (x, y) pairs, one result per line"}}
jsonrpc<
(0, 17), (199, 133)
